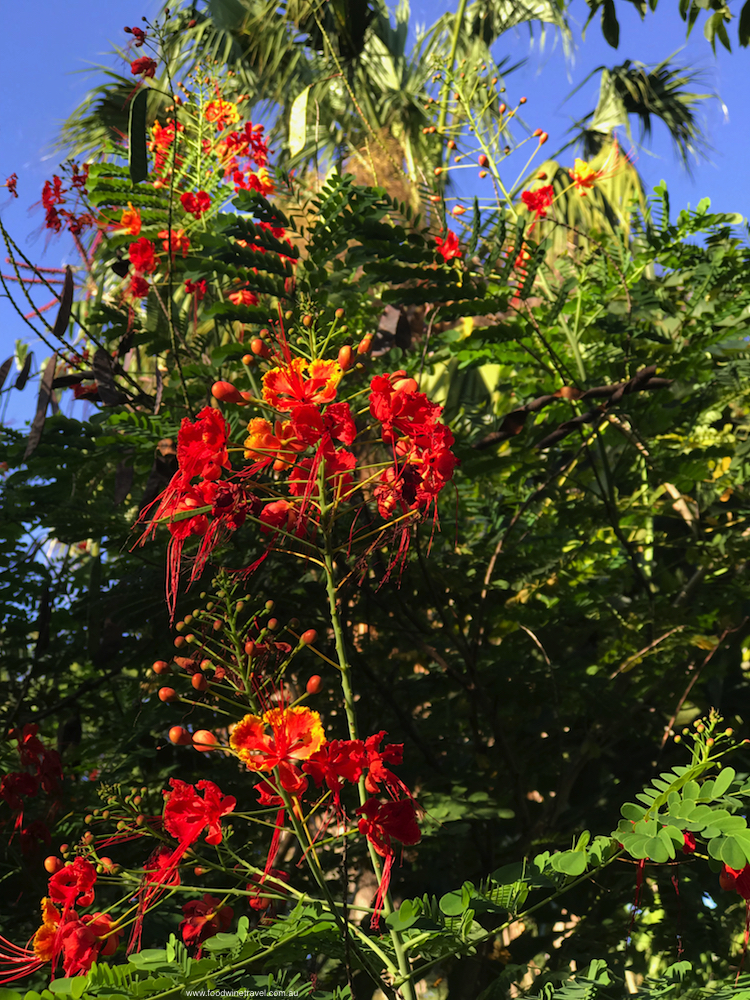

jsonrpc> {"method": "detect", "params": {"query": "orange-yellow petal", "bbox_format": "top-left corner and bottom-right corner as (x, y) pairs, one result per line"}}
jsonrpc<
(230, 714), (275, 771)
(264, 706), (326, 762)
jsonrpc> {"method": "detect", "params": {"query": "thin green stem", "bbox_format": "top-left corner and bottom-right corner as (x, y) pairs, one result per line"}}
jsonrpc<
(318, 472), (417, 1000)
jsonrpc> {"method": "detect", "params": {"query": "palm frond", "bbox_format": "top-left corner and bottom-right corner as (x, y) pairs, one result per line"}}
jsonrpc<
(562, 56), (714, 171)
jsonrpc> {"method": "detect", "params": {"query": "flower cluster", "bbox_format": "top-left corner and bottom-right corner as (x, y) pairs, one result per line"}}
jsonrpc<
(0, 724), (63, 858)
(40, 165), (92, 235)
(229, 705), (421, 925)
(0, 859), (122, 983)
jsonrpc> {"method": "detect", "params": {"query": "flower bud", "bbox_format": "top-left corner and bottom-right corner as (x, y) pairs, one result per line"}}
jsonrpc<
(302, 314), (313, 327)
(211, 381), (247, 405)
(479, 170), (488, 178)
(335, 308), (345, 319)
(192, 673), (208, 692)
(539, 132), (548, 145)
(301, 628), (317, 645)
(193, 730), (218, 752)
(357, 334), (373, 356)
(519, 96), (527, 104)
(169, 726), (192, 745)
(158, 687), (178, 703)
(338, 345), (354, 371)
(265, 599), (275, 611)
(242, 354), (254, 366)
(306, 674), (323, 695)
(251, 338), (271, 358)
(244, 640), (256, 657)
(44, 856), (63, 875)
(452, 205), (467, 216)
(478, 154), (488, 167)
(267, 618), (279, 631)
(152, 660), (169, 675)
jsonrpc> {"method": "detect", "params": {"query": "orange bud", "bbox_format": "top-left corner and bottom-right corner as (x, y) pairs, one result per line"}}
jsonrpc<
(433, 167), (443, 177)
(301, 628), (317, 645)
(211, 381), (247, 405)
(44, 856), (63, 875)
(491, 76), (498, 85)
(532, 128), (542, 137)
(539, 132), (548, 145)
(302, 314), (313, 328)
(479, 170), (488, 178)
(519, 96), (527, 104)
(306, 675), (323, 695)
(191, 673), (208, 692)
(478, 154), (489, 167)
(357, 334), (373, 356)
(169, 725), (191, 745)
(338, 345), (354, 371)
(447, 139), (456, 149)
(429, 194), (441, 202)
(452, 205), (467, 216)
(244, 640), (256, 656)
(152, 660), (169, 675)
(251, 338), (271, 358)
(158, 687), (177, 703)
(193, 730), (218, 752)
(498, 103), (506, 115)
(537, 171), (548, 180)
(242, 354), (254, 366)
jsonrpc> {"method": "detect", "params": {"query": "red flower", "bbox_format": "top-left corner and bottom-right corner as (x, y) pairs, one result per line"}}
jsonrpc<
(204, 100), (240, 130)
(720, 863), (750, 899)
(356, 797), (422, 929)
(129, 237), (157, 274)
(143, 845), (181, 887)
(176, 406), (230, 482)
(180, 894), (233, 949)
(247, 869), (290, 912)
(0, 771), (38, 810)
(435, 230), (462, 261)
(303, 739), (367, 808)
(60, 912), (122, 976)
(118, 202), (141, 236)
(129, 274), (150, 299)
(323, 401), (357, 446)
(48, 858), (97, 911)
(230, 707), (325, 796)
(180, 190), (211, 218)
(356, 797), (422, 857)
(259, 499), (294, 535)
(262, 358), (342, 411)
(185, 278), (207, 300)
(163, 778), (236, 848)
(127, 26), (147, 46)
(682, 830), (696, 854)
(159, 228), (190, 258)
(369, 371), (440, 445)
(521, 184), (554, 219)
(363, 732), (412, 798)
(131, 57), (157, 78)
(228, 288), (259, 307)
(4, 173), (18, 198)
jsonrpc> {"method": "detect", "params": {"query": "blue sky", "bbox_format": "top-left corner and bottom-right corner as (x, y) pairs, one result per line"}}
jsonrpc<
(0, 0), (747, 426)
